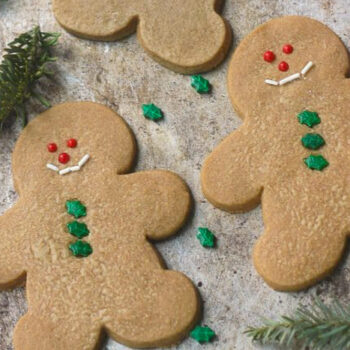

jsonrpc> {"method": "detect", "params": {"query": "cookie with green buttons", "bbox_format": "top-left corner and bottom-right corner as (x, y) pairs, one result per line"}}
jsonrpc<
(0, 102), (199, 349)
(52, 0), (231, 74)
(201, 16), (350, 291)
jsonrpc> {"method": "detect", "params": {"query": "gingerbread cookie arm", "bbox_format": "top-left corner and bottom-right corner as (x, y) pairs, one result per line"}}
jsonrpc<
(137, 0), (231, 73)
(0, 203), (28, 289)
(201, 126), (263, 212)
(118, 170), (191, 240)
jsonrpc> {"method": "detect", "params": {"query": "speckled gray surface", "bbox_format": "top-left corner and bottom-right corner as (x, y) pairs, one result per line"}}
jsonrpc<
(1, 1), (350, 349)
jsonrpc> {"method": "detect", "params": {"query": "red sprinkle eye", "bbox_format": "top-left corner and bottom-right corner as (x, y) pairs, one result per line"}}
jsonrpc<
(263, 50), (276, 62)
(283, 44), (293, 54)
(58, 152), (70, 164)
(67, 138), (78, 148)
(47, 143), (57, 153)
(278, 61), (289, 72)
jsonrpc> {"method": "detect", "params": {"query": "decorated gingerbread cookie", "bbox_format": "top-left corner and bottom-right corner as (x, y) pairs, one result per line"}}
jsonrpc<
(201, 16), (350, 291)
(52, 0), (231, 73)
(0, 102), (199, 349)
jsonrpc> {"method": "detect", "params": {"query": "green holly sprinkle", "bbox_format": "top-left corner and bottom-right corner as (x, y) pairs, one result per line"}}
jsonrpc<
(304, 155), (329, 171)
(66, 200), (87, 218)
(69, 240), (93, 257)
(191, 75), (211, 94)
(190, 326), (216, 343)
(297, 110), (321, 128)
(197, 227), (215, 248)
(301, 133), (325, 150)
(142, 103), (163, 121)
(67, 221), (89, 239)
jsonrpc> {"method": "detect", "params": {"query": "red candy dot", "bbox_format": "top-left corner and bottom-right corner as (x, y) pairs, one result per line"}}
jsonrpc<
(263, 50), (276, 62)
(278, 61), (289, 72)
(67, 138), (78, 148)
(283, 44), (293, 54)
(47, 143), (57, 153)
(58, 152), (70, 164)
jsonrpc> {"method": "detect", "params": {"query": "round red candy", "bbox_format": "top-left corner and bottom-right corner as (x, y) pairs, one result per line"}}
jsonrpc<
(278, 61), (289, 72)
(47, 143), (57, 153)
(58, 152), (70, 164)
(283, 44), (293, 54)
(67, 138), (78, 148)
(263, 50), (275, 62)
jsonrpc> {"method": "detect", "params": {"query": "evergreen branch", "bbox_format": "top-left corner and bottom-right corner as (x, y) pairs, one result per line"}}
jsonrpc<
(0, 26), (60, 129)
(245, 298), (350, 349)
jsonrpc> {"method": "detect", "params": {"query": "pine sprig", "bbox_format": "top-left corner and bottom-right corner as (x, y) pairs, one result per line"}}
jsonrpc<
(0, 26), (60, 128)
(245, 298), (350, 349)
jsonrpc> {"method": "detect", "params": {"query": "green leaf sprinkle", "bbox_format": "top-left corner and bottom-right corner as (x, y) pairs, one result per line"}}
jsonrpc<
(304, 154), (329, 171)
(297, 110), (321, 128)
(67, 221), (89, 239)
(196, 227), (215, 248)
(69, 240), (93, 257)
(66, 200), (87, 219)
(190, 326), (216, 343)
(191, 75), (211, 94)
(142, 103), (163, 121)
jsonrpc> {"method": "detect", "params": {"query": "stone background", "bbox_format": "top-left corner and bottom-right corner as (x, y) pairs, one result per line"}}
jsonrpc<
(1, 1), (350, 349)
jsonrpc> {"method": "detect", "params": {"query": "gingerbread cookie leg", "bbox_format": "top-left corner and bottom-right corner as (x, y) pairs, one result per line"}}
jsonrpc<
(201, 127), (263, 212)
(118, 170), (192, 240)
(104, 270), (199, 348)
(14, 312), (102, 350)
(137, 0), (231, 73)
(253, 186), (347, 291)
(0, 204), (28, 289)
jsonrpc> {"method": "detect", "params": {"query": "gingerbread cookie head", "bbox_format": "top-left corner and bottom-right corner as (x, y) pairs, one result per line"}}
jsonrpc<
(52, 0), (232, 73)
(12, 102), (136, 194)
(228, 16), (349, 116)
(202, 16), (350, 291)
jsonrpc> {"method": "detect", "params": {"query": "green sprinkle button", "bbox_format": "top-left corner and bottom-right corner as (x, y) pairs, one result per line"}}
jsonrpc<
(67, 221), (89, 239)
(142, 103), (163, 121)
(297, 110), (321, 128)
(69, 240), (93, 257)
(191, 75), (211, 94)
(197, 227), (215, 248)
(66, 200), (87, 218)
(301, 133), (325, 150)
(190, 326), (216, 343)
(304, 155), (329, 171)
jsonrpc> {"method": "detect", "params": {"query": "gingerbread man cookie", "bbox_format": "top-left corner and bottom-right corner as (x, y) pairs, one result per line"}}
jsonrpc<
(52, 0), (231, 73)
(201, 16), (350, 291)
(0, 102), (199, 349)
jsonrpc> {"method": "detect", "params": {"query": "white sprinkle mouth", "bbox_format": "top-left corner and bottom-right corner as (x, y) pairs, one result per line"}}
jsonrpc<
(265, 61), (314, 86)
(47, 154), (90, 176)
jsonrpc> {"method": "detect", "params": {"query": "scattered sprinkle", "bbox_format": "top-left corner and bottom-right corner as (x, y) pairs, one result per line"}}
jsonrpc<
(197, 227), (215, 248)
(191, 75), (211, 94)
(142, 103), (164, 121)
(190, 326), (216, 343)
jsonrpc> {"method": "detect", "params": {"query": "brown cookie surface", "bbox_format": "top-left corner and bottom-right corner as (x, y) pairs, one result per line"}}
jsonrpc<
(52, 0), (231, 74)
(201, 16), (350, 291)
(0, 102), (199, 349)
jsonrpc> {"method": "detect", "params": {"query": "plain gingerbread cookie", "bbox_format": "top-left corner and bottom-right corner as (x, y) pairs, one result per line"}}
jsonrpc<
(0, 102), (199, 349)
(52, 0), (232, 74)
(201, 16), (350, 291)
